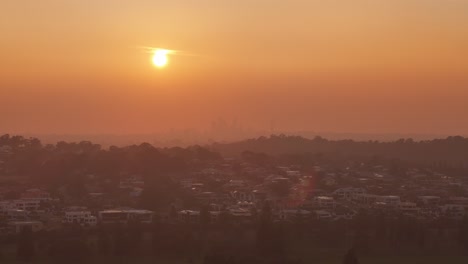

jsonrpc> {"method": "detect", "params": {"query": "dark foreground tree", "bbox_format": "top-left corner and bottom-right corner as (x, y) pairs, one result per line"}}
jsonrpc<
(97, 228), (111, 255)
(113, 228), (128, 256)
(343, 248), (359, 264)
(17, 226), (35, 261)
(49, 238), (90, 263)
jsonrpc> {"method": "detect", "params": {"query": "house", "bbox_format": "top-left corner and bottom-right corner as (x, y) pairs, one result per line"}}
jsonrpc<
(321, 175), (337, 186)
(277, 209), (311, 222)
(64, 211), (97, 226)
(12, 199), (41, 211)
(0, 201), (16, 214)
(0, 145), (12, 157)
(399, 202), (419, 215)
(333, 207), (356, 220)
(180, 178), (195, 188)
(313, 196), (336, 209)
(225, 180), (246, 188)
(0, 200), (41, 212)
(375, 196), (401, 207)
(352, 194), (378, 206)
(418, 196), (440, 207)
(129, 187), (143, 197)
(119, 176), (145, 189)
(440, 204), (466, 219)
(178, 210), (200, 224)
(252, 190), (267, 203)
(333, 187), (365, 200)
(313, 210), (333, 220)
(447, 197), (468, 205)
(8, 221), (43, 233)
(5, 209), (29, 221)
(228, 207), (253, 224)
(419, 207), (440, 219)
(231, 190), (256, 202)
(98, 209), (153, 224)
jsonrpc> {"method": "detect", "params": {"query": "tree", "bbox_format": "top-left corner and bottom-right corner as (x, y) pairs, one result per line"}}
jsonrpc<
(342, 248), (359, 264)
(152, 225), (162, 256)
(113, 228), (128, 257)
(269, 179), (291, 198)
(169, 204), (178, 222)
(200, 205), (211, 228)
(353, 210), (370, 252)
(374, 213), (387, 245)
(49, 238), (90, 262)
(67, 175), (87, 200)
(459, 216), (468, 252)
(294, 208), (304, 236)
(17, 226), (35, 261)
(127, 220), (143, 255)
(219, 206), (231, 226)
(97, 228), (111, 255)
(257, 201), (274, 255)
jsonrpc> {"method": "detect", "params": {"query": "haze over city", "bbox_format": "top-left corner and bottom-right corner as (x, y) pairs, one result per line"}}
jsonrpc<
(1, 0), (468, 136)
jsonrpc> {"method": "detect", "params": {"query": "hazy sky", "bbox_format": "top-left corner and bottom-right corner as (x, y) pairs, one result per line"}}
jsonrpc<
(1, 0), (467, 135)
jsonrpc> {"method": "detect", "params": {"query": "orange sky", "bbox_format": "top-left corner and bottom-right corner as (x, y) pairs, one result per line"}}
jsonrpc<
(1, 0), (468, 135)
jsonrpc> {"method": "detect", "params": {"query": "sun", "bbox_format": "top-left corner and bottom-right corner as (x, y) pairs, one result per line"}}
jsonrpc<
(152, 49), (170, 68)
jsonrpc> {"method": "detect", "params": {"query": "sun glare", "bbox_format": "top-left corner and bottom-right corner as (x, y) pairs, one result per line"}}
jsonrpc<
(152, 49), (170, 68)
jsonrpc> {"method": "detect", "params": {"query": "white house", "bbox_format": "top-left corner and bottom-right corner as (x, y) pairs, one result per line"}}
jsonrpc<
(178, 210), (200, 223)
(64, 211), (97, 226)
(13, 199), (41, 211)
(376, 196), (401, 207)
(313, 196), (336, 209)
(231, 190), (256, 202)
(0, 200), (41, 212)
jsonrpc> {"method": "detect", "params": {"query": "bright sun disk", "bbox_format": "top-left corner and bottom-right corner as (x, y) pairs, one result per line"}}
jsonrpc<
(152, 49), (170, 68)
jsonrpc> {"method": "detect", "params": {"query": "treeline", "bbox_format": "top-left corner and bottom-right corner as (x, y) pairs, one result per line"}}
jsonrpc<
(9, 204), (468, 263)
(0, 134), (220, 197)
(8, 202), (348, 263)
(212, 135), (468, 167)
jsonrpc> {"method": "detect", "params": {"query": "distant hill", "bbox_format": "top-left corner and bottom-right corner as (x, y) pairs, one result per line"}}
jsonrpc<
(211, 135), (468, 167)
